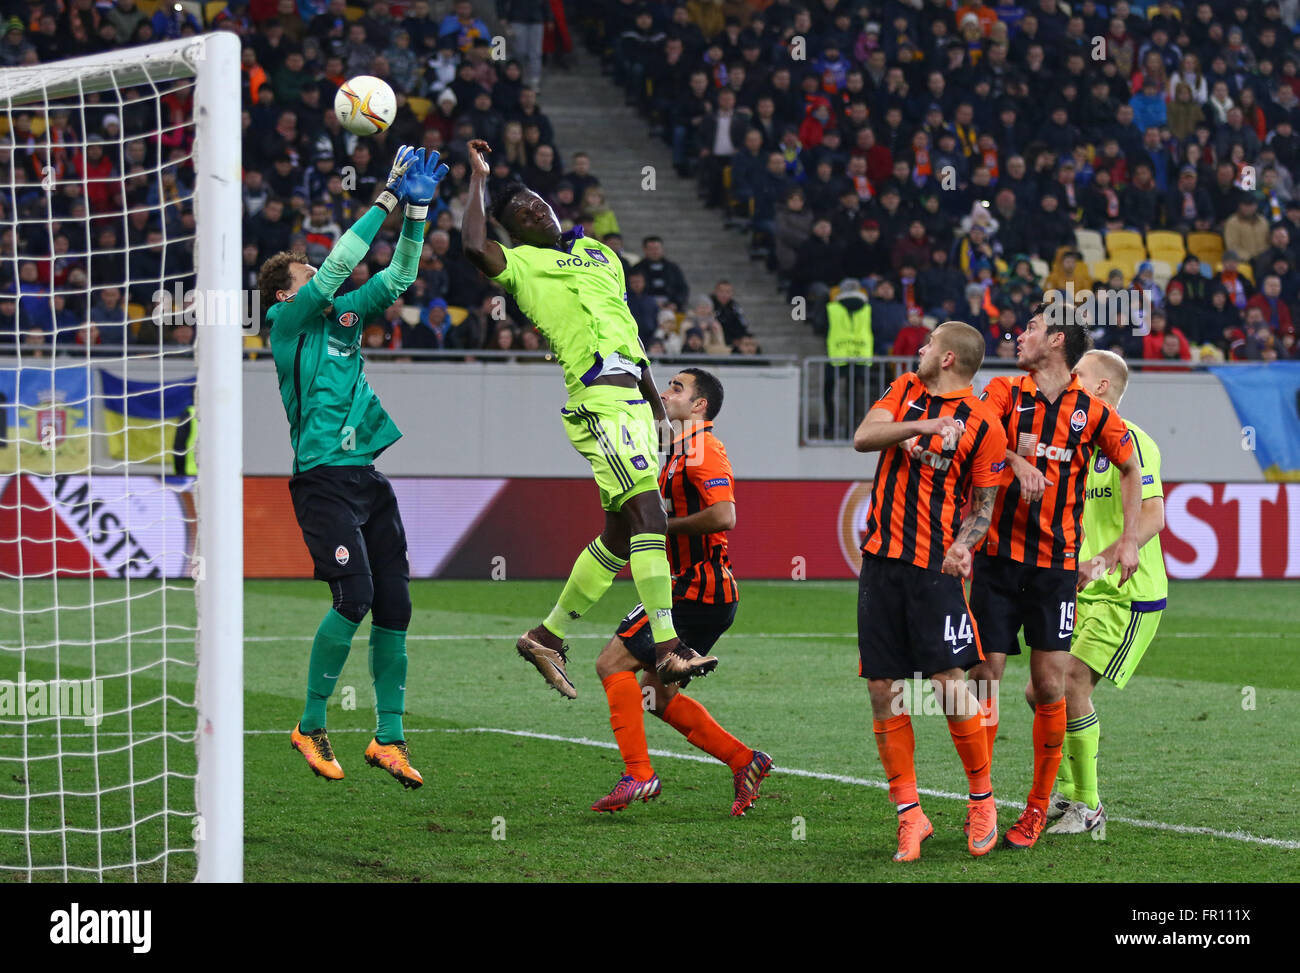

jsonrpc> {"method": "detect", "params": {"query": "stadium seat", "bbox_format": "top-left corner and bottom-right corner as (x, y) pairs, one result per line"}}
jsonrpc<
(1146, 231), (1186, 260)
(1030, 257), (1050, 280)
(407, 97), (432, 122)
(203, 0), (226, 23)
(448, 305), (469, 325)
(1105, 229), (1146, 257)
(1093, 256), (1138, 281)
(1075, 228), (1104, 257)
(1187, 231), (1224, 263)
(1149, 248), (1186, 268)
(1149, 259), (1173, 288)
(345, 5), (364, 19)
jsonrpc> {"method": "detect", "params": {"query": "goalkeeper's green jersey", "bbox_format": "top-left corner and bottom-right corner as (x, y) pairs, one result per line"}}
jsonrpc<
(488, 237), (646, 398)
(1078, 420), (1168, 606)
(268, 204), (423, 473)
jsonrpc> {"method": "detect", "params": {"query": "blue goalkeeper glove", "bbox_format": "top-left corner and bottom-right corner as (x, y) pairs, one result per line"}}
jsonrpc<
(385, 144), (418, 196)
(401, 148), (451, 221)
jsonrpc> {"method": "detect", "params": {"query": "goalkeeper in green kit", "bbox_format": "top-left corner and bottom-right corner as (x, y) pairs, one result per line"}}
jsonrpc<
(462, 138), (719, 698)
(260, 145), (448, 788)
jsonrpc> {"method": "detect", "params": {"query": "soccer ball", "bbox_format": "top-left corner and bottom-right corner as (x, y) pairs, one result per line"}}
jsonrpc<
(334, 76), (397, 136)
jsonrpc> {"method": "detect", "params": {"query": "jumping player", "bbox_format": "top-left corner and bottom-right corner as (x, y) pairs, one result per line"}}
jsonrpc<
(852, 321), (1008, 862)
(261, 145), (448, 788)
(1040, 349), (1168, 839)
(461, 138), (716, 696)
(967, 303), (1142, 849)
(589, 368), (772, 815)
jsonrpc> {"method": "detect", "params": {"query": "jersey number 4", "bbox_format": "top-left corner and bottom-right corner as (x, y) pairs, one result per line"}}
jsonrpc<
(945, 613), (974, 653)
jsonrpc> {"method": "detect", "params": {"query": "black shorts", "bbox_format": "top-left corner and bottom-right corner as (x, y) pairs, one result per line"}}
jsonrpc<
(287, 465), (409, 581)
(969, 553), (1077, 655)
(856, 553), (984, 680)
(616, 598), (738, 668)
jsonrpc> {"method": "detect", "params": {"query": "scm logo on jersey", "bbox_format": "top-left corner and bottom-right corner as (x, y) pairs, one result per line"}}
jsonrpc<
(1036, 442), (1074, 461)
(1070, 408), (1088, 432)
(334, 545), (350, 565)
(338, 311), (359, 328)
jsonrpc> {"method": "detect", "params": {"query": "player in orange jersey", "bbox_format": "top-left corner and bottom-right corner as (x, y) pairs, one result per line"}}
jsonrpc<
(967, 302), (1141, 850)
(853, 321), (1009, 862)
(590, 368), (772, 816)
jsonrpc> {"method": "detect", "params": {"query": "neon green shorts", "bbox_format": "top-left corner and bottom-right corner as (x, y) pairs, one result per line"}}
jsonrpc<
(1071, 597), (1164, 689)
(561, 385), (660, 511)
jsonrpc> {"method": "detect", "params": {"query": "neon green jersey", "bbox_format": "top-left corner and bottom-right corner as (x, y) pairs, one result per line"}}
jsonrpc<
(1079, 420), (1168, 607)
(489, 238), (645, 398)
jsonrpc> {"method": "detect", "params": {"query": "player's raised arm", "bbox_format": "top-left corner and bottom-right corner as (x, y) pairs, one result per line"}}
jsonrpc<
(346, 149), (449, 312)
(853, 408), (961, 453)
(295, 146), (420, 312)
(462, 139), (507, 277)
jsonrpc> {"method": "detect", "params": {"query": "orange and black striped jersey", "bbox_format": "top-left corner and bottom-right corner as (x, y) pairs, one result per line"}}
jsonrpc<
(979, 372), (1135, 570)
(862, 372), (1009, 572)
(660, 420), (739, 604)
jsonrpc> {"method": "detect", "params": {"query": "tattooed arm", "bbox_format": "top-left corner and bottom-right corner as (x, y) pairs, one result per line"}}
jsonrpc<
(942, 485), (998, 579)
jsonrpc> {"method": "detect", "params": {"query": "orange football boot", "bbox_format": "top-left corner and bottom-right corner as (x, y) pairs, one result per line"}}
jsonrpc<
(364, 738), (424, 789)
(966, 796), (998, 856)
(893, 806), (934, 862)
(291, 724), (344, 780)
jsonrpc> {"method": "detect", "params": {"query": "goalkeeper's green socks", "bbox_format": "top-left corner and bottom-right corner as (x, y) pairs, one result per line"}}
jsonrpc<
(628, 533), (677, 643)
(369, 624), (408, 745)
(543, 537), (627, 638)
(1064, 711), (1102, 809)
(300, 608), (359, 733)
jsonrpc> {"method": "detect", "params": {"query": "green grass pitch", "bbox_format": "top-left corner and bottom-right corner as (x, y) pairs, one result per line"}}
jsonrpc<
(1, 579), (1297, 882)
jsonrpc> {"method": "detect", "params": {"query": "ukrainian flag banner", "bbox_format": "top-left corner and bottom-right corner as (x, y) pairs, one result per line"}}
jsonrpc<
(1212, 363), (1300, 482)
(98, 370), (195, 466)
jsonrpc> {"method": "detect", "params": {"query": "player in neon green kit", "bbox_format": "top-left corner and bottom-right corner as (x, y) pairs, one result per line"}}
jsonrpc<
(461, 138), (718, 697)
(260, 145), (448, 788)
(1038, 349), (1167, 838)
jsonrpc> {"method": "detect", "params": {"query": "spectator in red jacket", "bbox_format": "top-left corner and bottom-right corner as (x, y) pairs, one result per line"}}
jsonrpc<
(1245, 274), (1296, 336)
(1142, 310), (1192, 361)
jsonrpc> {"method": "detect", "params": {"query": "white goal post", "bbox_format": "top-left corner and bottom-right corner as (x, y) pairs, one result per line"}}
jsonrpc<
(0, 33), (243, 882)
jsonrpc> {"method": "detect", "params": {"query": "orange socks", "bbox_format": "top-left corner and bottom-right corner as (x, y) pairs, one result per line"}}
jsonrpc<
(1029, 698), (1067, 808)
(872, 713), (919, 807)
(947, 712), (992, 798)
(980, 696), (999, 762)
(601, 672), (653, 781)
(661, 693), (751, 771)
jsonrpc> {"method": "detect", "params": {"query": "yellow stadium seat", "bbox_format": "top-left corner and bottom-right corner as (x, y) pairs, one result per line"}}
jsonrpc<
(1186, 231), (1224, 262)
(345, 5), (364, 20)
(204, 1), (228, 24)
(1105, 230), (1146, 257)
(447, 305), (469, 325)
(1146, 231), (1185, 259)
(407, 96), (432, 122)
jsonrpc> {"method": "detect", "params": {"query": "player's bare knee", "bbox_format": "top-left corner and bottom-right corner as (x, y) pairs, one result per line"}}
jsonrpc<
(867, 678), (901, 720)
(600, 513), (631, 560)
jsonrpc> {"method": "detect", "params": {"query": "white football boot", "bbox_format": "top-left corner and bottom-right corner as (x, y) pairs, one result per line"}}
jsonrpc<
(1046, 800), (1107, 839)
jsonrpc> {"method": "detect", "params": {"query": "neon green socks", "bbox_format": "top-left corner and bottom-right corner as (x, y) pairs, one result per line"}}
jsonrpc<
(543, 537), (627, 638)
(300, 608), (359, 733)
(1064, 711), (1101, 809)
(628, 533), (677, 643)
(369, 624), (408, 745)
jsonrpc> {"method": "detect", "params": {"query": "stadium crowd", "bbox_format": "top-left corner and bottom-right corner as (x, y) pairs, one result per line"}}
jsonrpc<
(608, 0), (1300, 363)
(3, 1), (1300, 365)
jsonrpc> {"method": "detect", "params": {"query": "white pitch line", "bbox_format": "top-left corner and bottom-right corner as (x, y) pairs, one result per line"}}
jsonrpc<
(5, 724), (1297, 849)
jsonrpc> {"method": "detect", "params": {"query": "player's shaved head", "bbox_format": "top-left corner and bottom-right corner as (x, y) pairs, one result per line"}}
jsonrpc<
(490, 180), (561, 245)
(933, 320), (986, 379)
(1075, 348), (1129, 405)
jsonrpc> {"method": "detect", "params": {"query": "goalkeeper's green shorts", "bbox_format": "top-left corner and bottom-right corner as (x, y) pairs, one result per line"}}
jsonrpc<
(560, 384), (660, 511)
(1071, 596), (1164, 690)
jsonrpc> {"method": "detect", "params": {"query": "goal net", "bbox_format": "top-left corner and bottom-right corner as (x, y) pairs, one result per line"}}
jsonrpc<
(0, 34), (243, 882)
